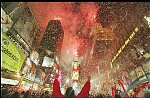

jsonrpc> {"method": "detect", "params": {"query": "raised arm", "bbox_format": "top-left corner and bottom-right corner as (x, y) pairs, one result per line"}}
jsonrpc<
(52, 79), (64, 98)
(76, 76), (91, 98)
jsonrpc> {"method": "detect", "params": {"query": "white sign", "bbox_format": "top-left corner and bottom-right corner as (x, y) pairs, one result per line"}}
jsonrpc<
(1, 77), (19, 85)
(42, 56), (54, 67)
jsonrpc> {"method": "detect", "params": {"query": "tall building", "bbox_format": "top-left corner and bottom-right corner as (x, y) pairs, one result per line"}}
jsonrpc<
(38, 20), (64, 65)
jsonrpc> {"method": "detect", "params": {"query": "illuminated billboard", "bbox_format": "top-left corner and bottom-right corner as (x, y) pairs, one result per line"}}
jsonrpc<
(1, 77), (19, 85)
(72, 60), (80, 82)
(1, 33), (26, 72)
(72, 71), (79, 81)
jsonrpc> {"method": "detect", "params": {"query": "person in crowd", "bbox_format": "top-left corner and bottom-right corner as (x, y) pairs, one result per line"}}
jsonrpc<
(31, 91), (36, 98)
(19, 91), (25, 98)
(96, 94), (104, 98)
(10, 92), (19, 98)
(3, 89), (13, 98)
(43, 91), (51, 98)
(65, 87), (74, 98)
(40, 92), (45, 98)
(144, 92), (150, 98)
(1, 88), (8, 98)
(23, 91), (32, 98)
(114, 94), (121, 98)
(52, 75), (91, 98)
(35, 92), (41, 98)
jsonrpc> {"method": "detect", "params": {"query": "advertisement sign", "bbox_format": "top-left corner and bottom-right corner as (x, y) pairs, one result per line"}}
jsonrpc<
(24, 60), (36, 82)
(1, 33), (26, 72)
(20, 80), (33, 90)
(72, 71), (79, 81)
(1, 7), (13, 33)
(32, 83), (39, 90)
(1, 77), (19, 85)
(72, 60), (80, 81)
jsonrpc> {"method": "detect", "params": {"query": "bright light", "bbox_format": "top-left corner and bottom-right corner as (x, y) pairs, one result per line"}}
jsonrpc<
(51, 74), (54, 77)
(144, 16), (150, 27)
(56, 69), (58, 73)
(1, 78), (19, 85)
(66, 79), (69, 83)
(93, 15), (96, 19)
(117, 64), (120, 69)
(73, 85), (75, 89)
(46, 84), (49, 86)
(144, 16), (150, 22)
(58, 70), (62, 81)
(110, 62), (113, 68)
(134, 27), (139, 32)
(61, 88), (65, 95)
(111, 27), (138, 64)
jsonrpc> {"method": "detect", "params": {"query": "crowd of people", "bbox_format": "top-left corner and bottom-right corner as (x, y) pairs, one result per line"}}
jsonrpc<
(1, 87), (121, 98)
(1, 76), (150, 98)
(1, 86), (150, 98)
(1, 87), (52, 98)
(88, 93), (116, 98)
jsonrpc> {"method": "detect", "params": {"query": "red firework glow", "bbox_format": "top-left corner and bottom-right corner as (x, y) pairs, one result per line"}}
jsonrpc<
(27, 2), (99, 64)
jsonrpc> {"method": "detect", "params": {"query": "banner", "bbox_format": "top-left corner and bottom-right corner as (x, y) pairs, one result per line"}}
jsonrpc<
(1, 77), (19, 85)
(1, 33), (26, 72)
